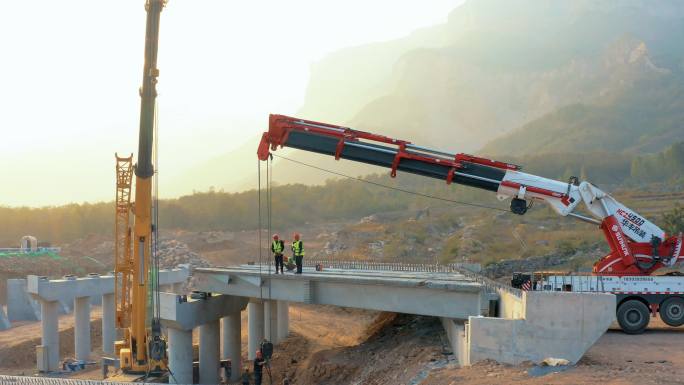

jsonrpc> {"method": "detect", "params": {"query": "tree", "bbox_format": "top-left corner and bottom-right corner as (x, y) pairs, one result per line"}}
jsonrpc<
(662, 204), (684, 235)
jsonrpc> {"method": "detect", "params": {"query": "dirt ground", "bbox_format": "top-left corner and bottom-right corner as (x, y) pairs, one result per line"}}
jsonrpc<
(425, 318), (684, 385)
(0, 308), (104, 374)
(2, 304), (684, 384)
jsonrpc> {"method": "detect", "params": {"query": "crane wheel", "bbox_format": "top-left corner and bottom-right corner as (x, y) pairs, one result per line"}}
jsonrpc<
(659, 297), (684, 327)
(617, 300), (650, 334)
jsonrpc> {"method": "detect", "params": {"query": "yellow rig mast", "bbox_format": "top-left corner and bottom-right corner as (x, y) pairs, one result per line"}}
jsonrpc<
(114, 0), (167, 373)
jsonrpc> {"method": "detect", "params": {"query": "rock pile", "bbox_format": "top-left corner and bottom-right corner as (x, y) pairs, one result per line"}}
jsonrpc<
(481, 248), (602, 278)
(156, 239), (211, 269)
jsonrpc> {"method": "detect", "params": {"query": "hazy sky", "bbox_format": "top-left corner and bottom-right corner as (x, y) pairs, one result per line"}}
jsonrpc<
(0, 0), (464, 207)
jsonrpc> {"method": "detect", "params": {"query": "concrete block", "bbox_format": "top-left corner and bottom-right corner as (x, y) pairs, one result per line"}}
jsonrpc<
(440, 318), (468, 365)
(0, 307), (10, 330)
(466, 291), (615, 366)
(497, 289), (525, 319)
(7, 279), (40, 321)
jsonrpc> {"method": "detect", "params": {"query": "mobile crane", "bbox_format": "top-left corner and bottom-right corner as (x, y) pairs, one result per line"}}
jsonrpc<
(258, 114), (684, 334)
(114, 0), (167, 373)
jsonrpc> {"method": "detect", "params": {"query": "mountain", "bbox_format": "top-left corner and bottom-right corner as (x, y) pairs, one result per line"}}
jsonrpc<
(300, 0), (684, 153)
(480, 61), (684, 156)
(174, 0), (684, 194)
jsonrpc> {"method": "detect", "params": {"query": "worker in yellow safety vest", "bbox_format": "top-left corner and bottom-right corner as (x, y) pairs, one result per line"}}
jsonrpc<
(291, 233), (304, 274)
(271, 234), (285, 274)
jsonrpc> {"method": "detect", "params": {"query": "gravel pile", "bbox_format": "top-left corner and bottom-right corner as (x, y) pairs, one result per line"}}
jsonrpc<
(156, 239), (211, 269)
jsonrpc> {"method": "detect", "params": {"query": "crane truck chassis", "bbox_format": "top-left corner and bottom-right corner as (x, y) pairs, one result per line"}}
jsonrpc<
(257, 114), (684, 335)
(512, 272), (684, 334)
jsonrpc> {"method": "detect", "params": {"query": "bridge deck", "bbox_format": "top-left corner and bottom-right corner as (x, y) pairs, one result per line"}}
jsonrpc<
(193, 265), (490, 319)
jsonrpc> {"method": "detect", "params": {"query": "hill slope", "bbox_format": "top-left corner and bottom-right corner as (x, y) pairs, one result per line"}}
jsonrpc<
(480, 71), (684, 156)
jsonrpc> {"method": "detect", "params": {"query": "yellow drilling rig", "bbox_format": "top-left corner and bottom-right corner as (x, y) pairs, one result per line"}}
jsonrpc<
(114, 0), (167, 374)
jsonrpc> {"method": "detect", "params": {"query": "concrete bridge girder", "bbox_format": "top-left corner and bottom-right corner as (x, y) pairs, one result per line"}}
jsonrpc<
(193, 268), (486, 320)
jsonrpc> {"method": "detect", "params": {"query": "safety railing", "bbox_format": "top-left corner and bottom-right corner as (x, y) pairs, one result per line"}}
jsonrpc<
(303, 259), (524, 298)
(0, 247), (61, 253)
(245, 258), (523, 298)
(0, 376), (176, 385)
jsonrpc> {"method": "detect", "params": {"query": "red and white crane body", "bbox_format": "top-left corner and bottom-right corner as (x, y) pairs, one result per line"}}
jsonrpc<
(258, 114), (684, 333)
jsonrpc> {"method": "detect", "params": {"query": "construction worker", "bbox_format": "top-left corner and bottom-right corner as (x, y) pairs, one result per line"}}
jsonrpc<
(291, 233), (304, 274)
(254, 350), (265, 385)
(241, 367), (251, 385)
(271, 234), (285, 274)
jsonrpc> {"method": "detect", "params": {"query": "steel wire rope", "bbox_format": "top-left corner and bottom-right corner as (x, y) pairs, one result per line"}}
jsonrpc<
(258, 160), (263, 301)
(267, 156), (273, 338)
(152, 101), (161, 331)
(270, 154), (510, 212)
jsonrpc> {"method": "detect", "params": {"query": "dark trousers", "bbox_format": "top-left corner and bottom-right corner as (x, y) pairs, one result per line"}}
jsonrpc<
(295, 255), (303, 273)
(255, 371), (262, 385)
(274, 254), (284, 273)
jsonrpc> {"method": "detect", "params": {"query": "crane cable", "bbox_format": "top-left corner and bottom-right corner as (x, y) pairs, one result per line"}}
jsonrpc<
(270, 153), (510, 213)
(257, 157), (275, 304)
(257, 160), (263, 301)
(257, 156), (276, 385)
(267, 155), (274, 333)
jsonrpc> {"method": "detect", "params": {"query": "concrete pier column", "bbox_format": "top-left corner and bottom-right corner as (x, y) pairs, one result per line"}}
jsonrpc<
(248, 300), (264, 360)
(168, 328), (193, 385)
(74, 296), (91, 361)
(199, 320), (220, 385)
(101, 293), (116, 354)
(221, 312), (242, 383)
(277, 300), (289, 342)
(264, 300), (279, 343)
(40, 300), (59, 371)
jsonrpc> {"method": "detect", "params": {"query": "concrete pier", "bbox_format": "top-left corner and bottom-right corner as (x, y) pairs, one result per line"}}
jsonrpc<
(26, 266), (190, 372)
(221, 312), (242, 383)
(74, 296), (91, 361)
(277, 300), (289, 342)
(264, 299), (278, 343)
(167, 328), (193, 385)
(199, 320), (220, 385)
(247, 300), (264, 360)
(101, 293), (116, 354)
(159, 293), (248, 383)
(40, 300), (59, 371)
